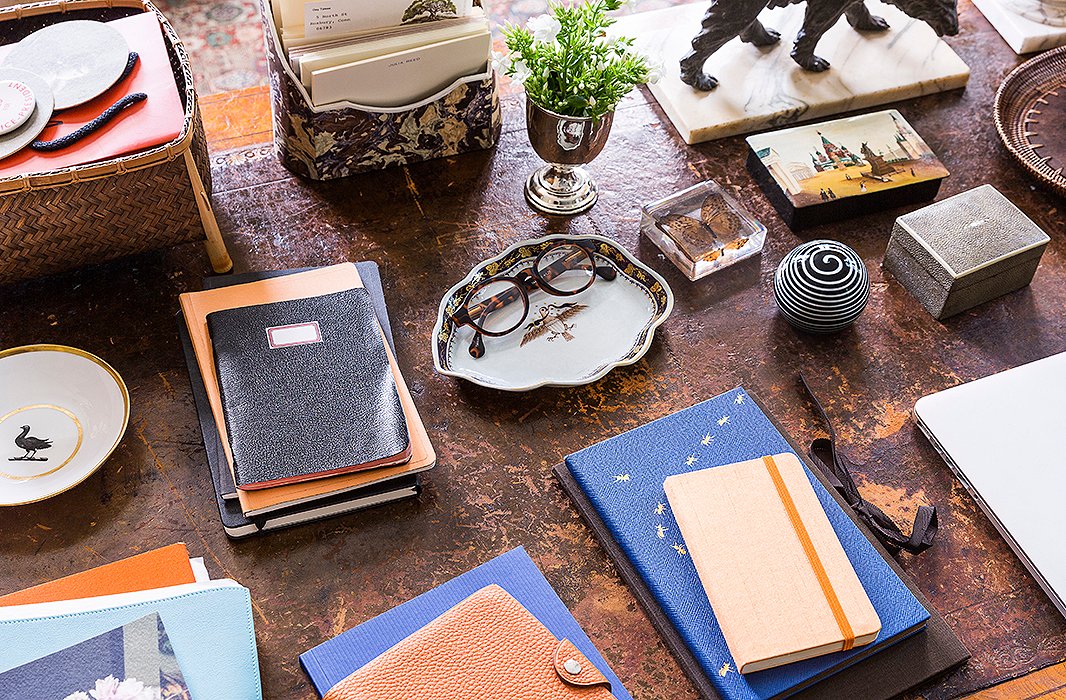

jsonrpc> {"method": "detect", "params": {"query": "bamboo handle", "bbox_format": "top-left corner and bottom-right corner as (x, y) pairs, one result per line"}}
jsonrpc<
(182, 147), (233, 274)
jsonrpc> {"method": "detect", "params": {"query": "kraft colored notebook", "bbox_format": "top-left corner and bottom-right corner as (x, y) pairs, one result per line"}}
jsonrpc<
(207, 288), (410, 490)
(179, 264), (435, 516)
(321, 585), (616, 700)
(664, 454), (880, 674)
(0, 543), (196, 606)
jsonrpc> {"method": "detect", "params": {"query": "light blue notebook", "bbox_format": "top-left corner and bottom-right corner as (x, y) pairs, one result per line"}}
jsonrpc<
(0, 580), (261, 700)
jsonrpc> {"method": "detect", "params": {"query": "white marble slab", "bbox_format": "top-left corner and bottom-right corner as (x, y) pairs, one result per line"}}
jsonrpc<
(614, 1), (970, 144)
(973, 0), (1066, 53)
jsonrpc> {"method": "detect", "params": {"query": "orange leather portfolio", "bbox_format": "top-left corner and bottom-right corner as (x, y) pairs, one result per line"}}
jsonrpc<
(179, 263), (435, 516)
(0, 543), (196, 606)
(664, 453), (881, 674)
(323, 584), (617, 700)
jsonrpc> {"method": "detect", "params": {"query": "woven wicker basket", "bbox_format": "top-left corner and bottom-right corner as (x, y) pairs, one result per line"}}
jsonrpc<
(0, 0), (231, 286)
(994, 45), (1066, 199)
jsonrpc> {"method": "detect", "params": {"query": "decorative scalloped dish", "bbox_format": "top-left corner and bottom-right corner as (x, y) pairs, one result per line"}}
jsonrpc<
(433, 235), (674, 391)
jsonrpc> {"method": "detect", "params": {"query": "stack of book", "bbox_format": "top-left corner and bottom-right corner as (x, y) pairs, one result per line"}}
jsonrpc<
(179, 262), (435, 538)
(555, 388), (970, 700)
(300, 547), (630, 699)
(271, 0), (491, 107)
(0, 544), (262, 700)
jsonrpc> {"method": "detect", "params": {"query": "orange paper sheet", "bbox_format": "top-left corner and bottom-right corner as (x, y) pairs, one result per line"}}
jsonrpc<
(0, 543), (196, 606)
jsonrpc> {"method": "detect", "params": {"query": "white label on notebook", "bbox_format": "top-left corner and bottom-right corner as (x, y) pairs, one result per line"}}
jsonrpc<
(267, 322), (322, 348)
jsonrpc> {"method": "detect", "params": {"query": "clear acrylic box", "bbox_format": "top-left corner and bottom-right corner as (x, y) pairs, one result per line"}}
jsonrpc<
(641, 181), (766, 281)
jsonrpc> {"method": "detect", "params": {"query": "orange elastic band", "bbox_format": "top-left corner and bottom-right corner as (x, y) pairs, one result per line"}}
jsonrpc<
(762, 455), (856, 651)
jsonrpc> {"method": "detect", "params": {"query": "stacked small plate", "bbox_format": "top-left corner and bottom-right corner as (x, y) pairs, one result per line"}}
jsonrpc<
(773, 239), (870, 333)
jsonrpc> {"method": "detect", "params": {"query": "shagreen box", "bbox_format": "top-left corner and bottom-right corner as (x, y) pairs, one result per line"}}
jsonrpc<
(745, 110), (949, 230)
(883, 184), (1050, 320)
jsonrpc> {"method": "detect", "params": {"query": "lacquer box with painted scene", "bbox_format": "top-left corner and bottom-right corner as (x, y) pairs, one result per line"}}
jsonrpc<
(746, 110), (949, 230)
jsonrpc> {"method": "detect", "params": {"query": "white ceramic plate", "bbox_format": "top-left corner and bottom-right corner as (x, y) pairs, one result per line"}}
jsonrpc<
(433, 235), (674, 391)
(0, 345), (129, 505)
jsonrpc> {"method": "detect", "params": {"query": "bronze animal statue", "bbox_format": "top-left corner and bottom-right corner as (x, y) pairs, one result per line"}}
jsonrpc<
(679, 0), (960, 91)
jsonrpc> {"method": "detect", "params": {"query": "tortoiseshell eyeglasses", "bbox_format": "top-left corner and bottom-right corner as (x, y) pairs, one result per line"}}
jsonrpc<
(450, 241), (617, 358)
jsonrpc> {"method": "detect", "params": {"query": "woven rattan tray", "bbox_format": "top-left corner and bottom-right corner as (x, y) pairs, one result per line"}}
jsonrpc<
(995, 45), (1066, 198)
(0, 0), (231, 285)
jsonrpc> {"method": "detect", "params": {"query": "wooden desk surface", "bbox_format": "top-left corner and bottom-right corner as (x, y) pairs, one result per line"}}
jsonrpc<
(2, 2), (1065, 698)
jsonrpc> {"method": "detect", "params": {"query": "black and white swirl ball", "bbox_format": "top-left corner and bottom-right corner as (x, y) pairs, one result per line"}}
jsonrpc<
(773, 240), (870, 333)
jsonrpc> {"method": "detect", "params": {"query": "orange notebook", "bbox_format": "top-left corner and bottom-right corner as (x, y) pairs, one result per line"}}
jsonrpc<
(179, 264), (435, 517)
(0, 543), (196, 606)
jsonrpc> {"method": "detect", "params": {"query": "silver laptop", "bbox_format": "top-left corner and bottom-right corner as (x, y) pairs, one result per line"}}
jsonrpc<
(915, 351), (1066, 618)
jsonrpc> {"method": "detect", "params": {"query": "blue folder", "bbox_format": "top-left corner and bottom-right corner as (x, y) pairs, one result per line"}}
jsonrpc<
(300, 546), (632, 699)
(0, 581), (261, 700)
(565, 387), (929, 700)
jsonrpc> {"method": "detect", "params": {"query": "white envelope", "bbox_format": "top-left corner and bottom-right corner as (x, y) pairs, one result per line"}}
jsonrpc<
(310, 28), (490, 108)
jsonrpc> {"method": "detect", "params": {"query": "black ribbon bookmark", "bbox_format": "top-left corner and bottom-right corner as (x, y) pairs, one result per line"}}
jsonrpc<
(799, 374), (938, 556)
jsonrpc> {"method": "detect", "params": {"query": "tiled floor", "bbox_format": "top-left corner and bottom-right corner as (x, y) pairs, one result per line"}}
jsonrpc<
(156, 0), (676, 95)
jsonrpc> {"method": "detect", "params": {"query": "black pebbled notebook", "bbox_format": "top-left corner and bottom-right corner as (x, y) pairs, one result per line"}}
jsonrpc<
(179, 263), (423, 537)
(552, 393), (969, 700)
(207, 286), (410, 490)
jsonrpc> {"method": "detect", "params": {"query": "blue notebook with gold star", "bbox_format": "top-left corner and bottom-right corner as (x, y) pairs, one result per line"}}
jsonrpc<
(564, 388), (930, 700)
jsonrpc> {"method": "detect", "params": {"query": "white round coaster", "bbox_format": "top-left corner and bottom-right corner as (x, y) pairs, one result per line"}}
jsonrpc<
(1, 20), (130, 110)
(0, 79), (36, 136)
(0, 68), (53, 162)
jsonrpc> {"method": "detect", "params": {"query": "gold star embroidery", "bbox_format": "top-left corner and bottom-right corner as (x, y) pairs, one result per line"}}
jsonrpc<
(655, 502), (666, 515)
(717, 416), (730, 426)
(701, 434), (713, 446)
(719, 663), (731, 677)
(734, 394), (746, 405)
(685, 455), (698, 467)
(614, 474), (630, 483)
(671, 543), (687, 556)
(656, 524), (668, 539)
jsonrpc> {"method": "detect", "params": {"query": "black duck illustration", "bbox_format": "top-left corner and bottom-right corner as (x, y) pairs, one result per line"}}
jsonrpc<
(11, 425), (52, 462)
(521, 303), (588, 346)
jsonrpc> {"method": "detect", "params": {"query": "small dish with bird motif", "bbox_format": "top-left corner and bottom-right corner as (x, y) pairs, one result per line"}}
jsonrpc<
(0, 344), (129, 505)
(433, 235), (674, 391)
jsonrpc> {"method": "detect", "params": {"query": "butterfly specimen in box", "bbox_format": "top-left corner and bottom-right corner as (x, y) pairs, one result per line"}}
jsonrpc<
(521, 302), (588, 346)
(654, 192), (750, 263)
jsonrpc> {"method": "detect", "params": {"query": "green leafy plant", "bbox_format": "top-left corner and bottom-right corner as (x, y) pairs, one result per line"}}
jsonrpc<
(498, 0), (660, 120)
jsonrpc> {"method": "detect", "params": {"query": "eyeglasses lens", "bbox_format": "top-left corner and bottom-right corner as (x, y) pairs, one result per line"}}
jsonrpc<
(535, 244), (595, 294)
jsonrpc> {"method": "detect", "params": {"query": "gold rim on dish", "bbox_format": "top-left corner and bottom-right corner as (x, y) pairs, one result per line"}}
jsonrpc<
(0, 344), (130, 506)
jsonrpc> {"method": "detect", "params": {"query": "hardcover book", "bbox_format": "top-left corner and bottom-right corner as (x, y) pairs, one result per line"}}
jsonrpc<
(664, 454), (881, 674)
(300, 547), (632, 700)
(0, 612), (191, 700)
(207, 287), (410, 490)
(559, 388), (964, 700)
(178, 263), (435, 516)
(0, 543), (196, 606)
(0, 580), (262, 700)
